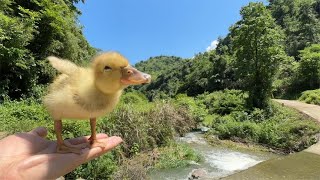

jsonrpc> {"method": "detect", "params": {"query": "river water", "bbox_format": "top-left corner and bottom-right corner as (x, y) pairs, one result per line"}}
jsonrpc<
(149, 132), (278, 180)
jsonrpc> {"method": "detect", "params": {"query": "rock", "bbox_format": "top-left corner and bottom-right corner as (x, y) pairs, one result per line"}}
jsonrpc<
(189, 168), (208, 179)
(188, 160), (200, 166)
(200, 126), (210, 133)
(315, 133), (320, 142)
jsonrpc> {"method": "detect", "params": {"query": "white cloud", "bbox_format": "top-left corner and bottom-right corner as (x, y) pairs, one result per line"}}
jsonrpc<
(206, 40), (219, 52)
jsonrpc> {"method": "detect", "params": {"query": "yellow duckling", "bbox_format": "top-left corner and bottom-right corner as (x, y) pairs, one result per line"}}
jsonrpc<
(43, 52), (151, 154)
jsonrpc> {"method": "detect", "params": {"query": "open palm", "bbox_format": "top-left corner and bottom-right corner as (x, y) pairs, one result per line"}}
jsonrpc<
(0, 127), (122, 180)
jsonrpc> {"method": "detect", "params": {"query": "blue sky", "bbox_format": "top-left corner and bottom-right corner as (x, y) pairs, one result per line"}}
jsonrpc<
(77, 0), (266, 64)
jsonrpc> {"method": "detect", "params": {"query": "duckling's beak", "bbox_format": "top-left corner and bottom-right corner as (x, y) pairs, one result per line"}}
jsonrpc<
(121, 66), (151, 85)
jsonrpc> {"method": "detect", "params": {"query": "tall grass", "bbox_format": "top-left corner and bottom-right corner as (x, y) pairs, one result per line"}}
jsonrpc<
(0, 91), (198, 179)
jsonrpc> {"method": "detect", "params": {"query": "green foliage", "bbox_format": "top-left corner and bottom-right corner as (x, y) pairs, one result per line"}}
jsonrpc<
(154, 143), (202, 169)
(134, 56), (188, 100)
(0, 99), (51, 134)
(197, 90), (247, 115)
(135, 56), (184, 79)
(66, 153), (118, 180)
(100, 100), (195, 157)
(230, 2), (287, 109)
(269, 0), (320, 58)
(299, 89), (320, 105)
(120, 90), (149, 105)
(174, 94), (208, 123)
(0, 0), (95, 100)
(0, 4), (37, 99)
(296, 44), (320, 90)
(113, 142), (202, 179)
(272, 56), (297, 98)
(207, 100), (320, 153)
(0, 98), (92, 140)
(180, 52), (237, 96)
(0, 92), (196, 179)
(135, 52), (237, 100)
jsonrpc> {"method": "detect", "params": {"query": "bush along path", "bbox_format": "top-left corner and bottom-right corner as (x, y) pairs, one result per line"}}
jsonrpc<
(273, 99), (320, 155)
(273, 99), (320, 124)
(223, 99), (320, 179)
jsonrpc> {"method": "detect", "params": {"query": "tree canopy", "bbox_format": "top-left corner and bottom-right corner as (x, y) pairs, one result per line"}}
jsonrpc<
(0, 0), (95, 100)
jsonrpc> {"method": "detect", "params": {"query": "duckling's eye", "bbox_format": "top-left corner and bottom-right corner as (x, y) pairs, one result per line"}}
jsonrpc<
(104, 66), (112, 71)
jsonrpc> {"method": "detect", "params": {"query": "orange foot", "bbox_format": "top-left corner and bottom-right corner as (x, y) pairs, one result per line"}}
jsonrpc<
(89, 137), (106, 149)
(56, 141), (89, 154)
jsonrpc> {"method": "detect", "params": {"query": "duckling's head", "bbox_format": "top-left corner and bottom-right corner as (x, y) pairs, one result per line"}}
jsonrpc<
(92, 52), (151, 94)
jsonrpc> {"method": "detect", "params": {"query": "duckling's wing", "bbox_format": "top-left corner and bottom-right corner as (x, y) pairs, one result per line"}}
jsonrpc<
(47, 56), (79, 76)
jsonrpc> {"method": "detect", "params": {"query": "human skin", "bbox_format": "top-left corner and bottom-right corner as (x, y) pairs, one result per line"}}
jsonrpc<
(0, 127), (122, 180)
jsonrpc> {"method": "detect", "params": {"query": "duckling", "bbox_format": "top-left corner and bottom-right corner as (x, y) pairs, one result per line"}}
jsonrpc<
(43, 52), (151, 154)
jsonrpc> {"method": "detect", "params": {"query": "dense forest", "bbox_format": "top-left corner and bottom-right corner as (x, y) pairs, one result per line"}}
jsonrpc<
(1, 0), (320, 179)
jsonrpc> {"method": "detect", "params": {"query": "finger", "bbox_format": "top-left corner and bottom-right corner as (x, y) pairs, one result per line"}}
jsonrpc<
(81, 136), (123, 162)
(28, 127), (48, 138)
(66, 133), (109, 145)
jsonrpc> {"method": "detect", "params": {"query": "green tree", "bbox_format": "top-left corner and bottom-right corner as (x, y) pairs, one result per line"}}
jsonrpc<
(296, 44), (320, 90)
(269, 0), (320, 58)
(230, 2), (287, 109)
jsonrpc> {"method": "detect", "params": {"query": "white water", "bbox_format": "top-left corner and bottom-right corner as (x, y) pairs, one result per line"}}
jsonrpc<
(149, 132), (276, 180)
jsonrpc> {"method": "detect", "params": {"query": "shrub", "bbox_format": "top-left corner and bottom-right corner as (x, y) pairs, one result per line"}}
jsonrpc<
(197, 90), (247, 115)
(113, 143), (202, 179)
(208, 102), (320, 152)
(299, 89), (320, 105)
(120, 91), (149, 105)
(99, 101), (195, 157)
(154, 143), (202, 169)
(174, 94), (208, 123)
(66, 153), (118, 180)
(0, 99), (51, 134)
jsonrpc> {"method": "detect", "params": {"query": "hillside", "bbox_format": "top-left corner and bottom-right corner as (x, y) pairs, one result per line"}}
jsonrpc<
(134, 56), (184, 79)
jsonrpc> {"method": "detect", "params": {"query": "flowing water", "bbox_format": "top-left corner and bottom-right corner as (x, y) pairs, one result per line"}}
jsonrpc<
(149, 132), (278, 180)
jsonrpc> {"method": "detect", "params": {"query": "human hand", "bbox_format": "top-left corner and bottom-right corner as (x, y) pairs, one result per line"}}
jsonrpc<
(0, 127), (123, 180)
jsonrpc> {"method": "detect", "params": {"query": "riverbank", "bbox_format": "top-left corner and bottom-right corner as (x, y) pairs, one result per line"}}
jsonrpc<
(224, 100), (320, 179)
(204, 134), (286, 155)
(224, 149), (320, 179)
(149, 132), (279, 180)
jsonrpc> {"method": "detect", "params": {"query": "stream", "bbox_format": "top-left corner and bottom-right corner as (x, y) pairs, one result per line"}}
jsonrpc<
(149, 132), (279, 180)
